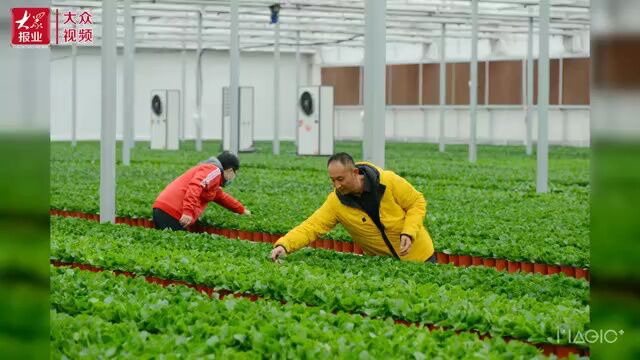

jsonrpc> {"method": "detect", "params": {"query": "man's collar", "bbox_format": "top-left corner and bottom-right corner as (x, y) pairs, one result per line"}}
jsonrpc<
(354, 167), (373, 194)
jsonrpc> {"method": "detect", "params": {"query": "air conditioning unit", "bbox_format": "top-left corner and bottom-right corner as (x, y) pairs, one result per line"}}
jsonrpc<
(150, 89), (180, 150)
(297, 86), (334, 156)
(222, 86), (255, 152)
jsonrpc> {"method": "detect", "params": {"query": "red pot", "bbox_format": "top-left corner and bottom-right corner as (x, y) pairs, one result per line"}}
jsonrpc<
(238, 231), (250, 240)
(482, 258), (496, 268)
(436, 253), (449, 264)
(495, 259), (507, 271)
(260, 233), (270, 243)
(458, 255), (472, 267)
(353, 243), (364, 255)
(343, 242), (354, 253)
(575, 268), (588, 280)
(115, 217), (125, 224)
(533, 263), (547, 275)
(252, 232), (262, 242)
(547, 265), (560, 275)
(324, 239), (333, 249)
(471, 256), (483, 266)
(541, 344), (556, 356)
(555, 345), (581, 358)
(448, 255), (459, 266)
(507, 261), (520, 273)
(334, 241), (343, 252)
(521, 262), (534, 273)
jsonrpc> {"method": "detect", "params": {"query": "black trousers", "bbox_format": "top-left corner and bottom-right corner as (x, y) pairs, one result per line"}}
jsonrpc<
(152, 208), (184, 231)
(425, 253), (437, 264)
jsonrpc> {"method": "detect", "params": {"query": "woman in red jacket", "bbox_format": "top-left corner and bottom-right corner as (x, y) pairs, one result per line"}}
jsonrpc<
(152, 151), (251, 230)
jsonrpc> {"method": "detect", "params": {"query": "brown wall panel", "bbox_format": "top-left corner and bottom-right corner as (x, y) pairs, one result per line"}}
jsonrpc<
(563, 58), (590, 104)
(489, 60), (523, 104)
(321, 67), (360, 105)
(533, 59), (560, 105)
(387, 64), (419, 105)
(478, 61), (487, 105)
(452, 62), (469, 105)
(421, 64), (439, 105)
(447, 62), (485, 105)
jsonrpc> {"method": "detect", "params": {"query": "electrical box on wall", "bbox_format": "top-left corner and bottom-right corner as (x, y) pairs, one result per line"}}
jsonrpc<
(297, 86), (334, 156)
(150, 89), (180, 150)
(222, 86), (255, 152)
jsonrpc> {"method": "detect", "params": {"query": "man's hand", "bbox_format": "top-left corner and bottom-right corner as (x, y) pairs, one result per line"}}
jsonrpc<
(270, 245), (287, 263)
(400, 234), (413, 256)
(179, 214), (193, 227)
(243, 209), (252, 216)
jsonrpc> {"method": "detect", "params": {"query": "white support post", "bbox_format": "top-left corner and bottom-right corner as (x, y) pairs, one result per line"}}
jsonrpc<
(418, 60), (423, 105)
(526, 16), (534, 156)
(122, 0), (134, 166)
(419, 59), (427, 139)
(363, 0), (386, 167)
(559, 57), (564, 105)
(180, 42), (186, 141)
(484, 60), (489, 105)
(273, 22), (281, 155)
(359, 65), (364, 105)
(439, 23), (446, 152)
(230, 0), (240, 155)
(100, 0), (117, 224)
(295, 30), (300, 146)
(195, 10), (203, 152)
(537, 0), (550, 193)
(469, 0), (478, 163)
(71, 38), (77, 147)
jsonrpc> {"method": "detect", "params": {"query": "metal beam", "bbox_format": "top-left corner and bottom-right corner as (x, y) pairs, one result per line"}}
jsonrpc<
(526, 16), (533, 156)
(100, 0), (116, 224)
(122, 0), (134, 166)
(469, 0), (478, 163)
(363, 0), (386, 167)
(195, 10), (203, 152)
(229, 0), (240, 155)
(180, 42), (186, 141)
(537, 0), (550, 193)
(273, 21), (280, 155)
(295, 29), (300, 147)
(439, 23), (446, 153)
(71, 38), (77, 147)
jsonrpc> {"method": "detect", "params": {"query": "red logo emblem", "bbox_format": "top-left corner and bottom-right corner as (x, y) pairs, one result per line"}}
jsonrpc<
(11, 8), (50, 47)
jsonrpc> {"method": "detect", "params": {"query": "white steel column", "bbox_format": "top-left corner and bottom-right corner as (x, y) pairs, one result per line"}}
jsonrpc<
(100, 0), (117, 223)
(273, 22), (281, 155)
(526, 16), (534, 156)
(229, 0), (240, 155)
(439, 23), (446, 152)
(295, 30), (300, 146)
(469, 0), (478, 163)
(363, 0), (386, 167)
(537, 0), (550, 193)
(559, 57), (564, 105)
(180, 42), (186, 141)
(123, 0), (134, 166)
(71, 38), (77, 147)
(195, 10), (203, 152)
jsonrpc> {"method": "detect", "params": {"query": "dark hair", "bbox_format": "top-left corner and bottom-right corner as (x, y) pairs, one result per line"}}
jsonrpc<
(217, 151), (240, 171)
(327, 152), (355, 168)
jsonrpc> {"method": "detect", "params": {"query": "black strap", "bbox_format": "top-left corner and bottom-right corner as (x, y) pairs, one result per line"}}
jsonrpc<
(371, 218), (400, 259)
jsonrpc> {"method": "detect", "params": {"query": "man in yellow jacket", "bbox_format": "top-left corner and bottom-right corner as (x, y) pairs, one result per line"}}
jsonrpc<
(270, 153), (435, 263)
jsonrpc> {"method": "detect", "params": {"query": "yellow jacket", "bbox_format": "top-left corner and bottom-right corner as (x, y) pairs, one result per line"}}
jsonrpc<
(275, 162), (435, 262)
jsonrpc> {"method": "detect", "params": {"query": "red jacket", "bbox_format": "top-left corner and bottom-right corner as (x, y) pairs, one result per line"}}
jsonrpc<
(153, 163), (245, 225)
